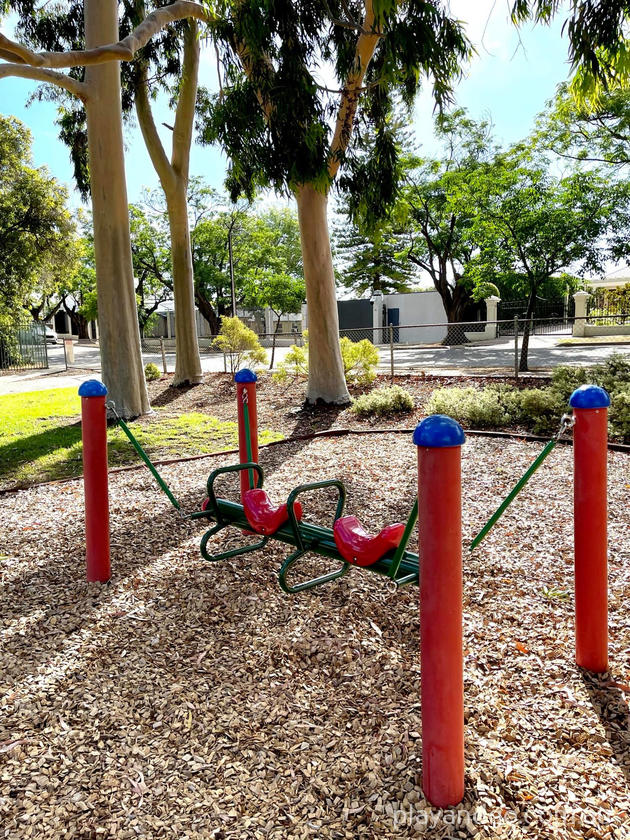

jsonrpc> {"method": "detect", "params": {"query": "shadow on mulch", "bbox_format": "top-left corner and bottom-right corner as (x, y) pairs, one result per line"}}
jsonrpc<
(149, 381), (200, 409)
(581, 670), (630, 786)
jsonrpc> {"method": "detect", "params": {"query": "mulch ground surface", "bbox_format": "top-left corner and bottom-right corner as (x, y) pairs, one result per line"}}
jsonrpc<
(1, 375), (629, 839)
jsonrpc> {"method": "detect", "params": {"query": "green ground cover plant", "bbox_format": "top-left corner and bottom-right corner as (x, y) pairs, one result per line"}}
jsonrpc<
(350, 385), (415, 418)
(0, 387), (283, 489)
(426, 354), (630, 439)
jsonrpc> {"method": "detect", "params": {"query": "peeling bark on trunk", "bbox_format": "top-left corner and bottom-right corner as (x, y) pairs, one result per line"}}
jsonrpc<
(295, 184), (350, 404)
(166, 183), (203, 384)
(84, 0), (149, 417)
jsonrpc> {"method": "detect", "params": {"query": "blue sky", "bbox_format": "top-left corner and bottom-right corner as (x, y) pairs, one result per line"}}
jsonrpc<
(0, 2), (571, 208)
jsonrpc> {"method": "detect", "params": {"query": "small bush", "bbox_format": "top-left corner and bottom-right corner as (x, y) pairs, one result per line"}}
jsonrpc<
(609, 385), (630, 441)
(212, 316), (267, 374)
(551, 365), (589, 401)
(592, 353), (630, 395)
(351, 385), (414, 418)
(426, 387), (508, 428)
(272, 344), (308, 383)
(144, 362), (161, 381)
(340, 337), (379, 386)
(517, 388), (566, 434)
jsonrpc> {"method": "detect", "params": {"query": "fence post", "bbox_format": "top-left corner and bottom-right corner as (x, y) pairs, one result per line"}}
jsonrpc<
(160, 337), (167, 374)
(569, 384), (610, 673)
(235, 368), (259, 500)
(514, 316), (519, 380)
(414, 414), (466, 808)
(389, 324), (394, 383)
(79, 380), (111, 583)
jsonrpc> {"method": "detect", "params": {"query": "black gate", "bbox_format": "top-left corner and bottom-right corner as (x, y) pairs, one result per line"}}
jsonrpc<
(0, 320), (49, 373)
(497, 297), (573, 336)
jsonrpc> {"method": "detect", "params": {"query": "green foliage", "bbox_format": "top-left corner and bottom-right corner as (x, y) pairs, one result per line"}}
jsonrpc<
(350, 385), (414, 418)
(144, 363), (161, 382)
(340, 338), (379, 386)
(426, 387), (509, 428)
(609, 386), (630, 440)
(0, 116), (78, 323)
(272, 344), (309, 383)
(472, 281), (501, 302)
(198, 2), (470, 209)
(425, 355), (630, 440)
(212, 316), (268, 374)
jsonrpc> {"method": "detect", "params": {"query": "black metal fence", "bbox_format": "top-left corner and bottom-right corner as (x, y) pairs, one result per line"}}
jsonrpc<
(497, 298), (574, 336)
(0, 320), (48, 373)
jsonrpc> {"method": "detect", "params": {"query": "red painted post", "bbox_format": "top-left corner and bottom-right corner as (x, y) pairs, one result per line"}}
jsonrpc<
(79, 380), (111, 583)
(235, 369), (259, 500)
(413, 414), (466, 808)
(569, 384), (610, 673)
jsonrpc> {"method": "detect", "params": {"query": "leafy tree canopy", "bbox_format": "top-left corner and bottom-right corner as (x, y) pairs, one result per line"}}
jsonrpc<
(0, 115), (78, 325)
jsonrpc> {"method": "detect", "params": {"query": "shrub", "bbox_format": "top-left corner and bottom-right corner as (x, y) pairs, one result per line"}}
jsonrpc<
(340, 337), (379, 386)
(144, 362), (161, 381)
(517, 388), (566, 434)
(591, 353), (630, 395)
(609, 385), (630, 441)
(272, 344), (308, 383)
(426, 387), (508, 428)
(351, 385), (414, 417)
(212, 316), (268, 375)
(551, 365), (589, 401)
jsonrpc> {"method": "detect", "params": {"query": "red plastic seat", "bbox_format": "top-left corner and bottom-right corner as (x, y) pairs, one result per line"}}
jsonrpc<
(333, 516), (406, 567)
(242, 488), (303, 535)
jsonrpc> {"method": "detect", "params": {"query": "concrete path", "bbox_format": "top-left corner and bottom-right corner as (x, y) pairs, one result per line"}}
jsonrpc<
(2, 335), (629, 395)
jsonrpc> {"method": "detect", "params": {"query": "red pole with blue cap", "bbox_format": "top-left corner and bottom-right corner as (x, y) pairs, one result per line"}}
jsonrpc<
(79, 379), (111, 583)
(414, 414), (466, 808)
(569, 384), (610, 673)
(235, 369), (259, 500)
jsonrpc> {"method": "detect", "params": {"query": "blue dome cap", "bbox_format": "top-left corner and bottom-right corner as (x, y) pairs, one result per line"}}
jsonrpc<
(413, 414), (465, 448)
(569, 384), (611, 409)
(78, 379), (108, 397)
(234, 368), (257, 383)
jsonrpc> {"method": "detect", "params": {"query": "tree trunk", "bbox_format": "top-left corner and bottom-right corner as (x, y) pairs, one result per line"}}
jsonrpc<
(84, 0), (149, 417)
(295, 184), (350, 404)
(269, 312), (281, 370)
(195, 292), (220, 334)
(166, 183), (203, 385)
(519, 289), (537, 372)
(66, 306), (90, 340)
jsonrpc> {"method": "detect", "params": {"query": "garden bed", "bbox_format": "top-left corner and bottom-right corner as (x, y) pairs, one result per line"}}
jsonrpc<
(1, 432), (629, 839)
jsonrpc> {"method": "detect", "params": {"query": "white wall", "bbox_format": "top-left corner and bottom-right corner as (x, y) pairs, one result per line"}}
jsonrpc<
(383, 290), (447, 344)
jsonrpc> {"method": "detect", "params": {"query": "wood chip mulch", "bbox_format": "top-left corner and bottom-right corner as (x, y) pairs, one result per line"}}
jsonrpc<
(1, 432), (629, 839)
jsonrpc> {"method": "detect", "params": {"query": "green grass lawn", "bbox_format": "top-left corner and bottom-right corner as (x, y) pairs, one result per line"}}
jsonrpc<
(0, 387), (283, 489)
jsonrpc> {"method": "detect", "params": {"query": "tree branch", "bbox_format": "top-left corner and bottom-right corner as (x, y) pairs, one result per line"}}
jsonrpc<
(0, 1), (212, 70)
(328, 0), (383, 180)
(172, 19), (199, 179)
(0, 62), (88, 100)
(135, 65), (176, 194)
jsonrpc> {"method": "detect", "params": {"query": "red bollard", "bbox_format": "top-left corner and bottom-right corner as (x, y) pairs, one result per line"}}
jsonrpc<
(414, 414), (466, 808)
(79, 380), (111, 582)
(569, 384), (610, 673)
(235, 369), (259, 500)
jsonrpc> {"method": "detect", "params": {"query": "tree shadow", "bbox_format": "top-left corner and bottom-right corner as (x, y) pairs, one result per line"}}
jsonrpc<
(581, 669), (630, 787)
(150, 382), (198, 409)
(0, 423), (83, 487)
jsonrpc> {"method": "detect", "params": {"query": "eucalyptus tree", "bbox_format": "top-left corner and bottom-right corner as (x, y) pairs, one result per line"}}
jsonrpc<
(8, 1), (204, 385)
(197, 1), (470, 403)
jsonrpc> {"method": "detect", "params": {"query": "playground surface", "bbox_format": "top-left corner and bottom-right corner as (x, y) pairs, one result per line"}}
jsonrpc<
(1, 432), (629, 838)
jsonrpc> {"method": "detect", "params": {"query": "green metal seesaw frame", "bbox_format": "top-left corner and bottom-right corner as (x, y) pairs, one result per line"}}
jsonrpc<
(107, 400), (419, 594)
(189, 462), (420, 594)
